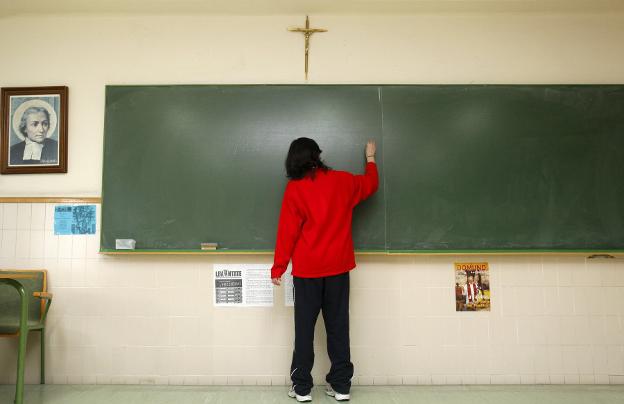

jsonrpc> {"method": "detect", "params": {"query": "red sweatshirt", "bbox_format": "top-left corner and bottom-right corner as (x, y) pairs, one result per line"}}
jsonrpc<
(271, 162), (379, 279)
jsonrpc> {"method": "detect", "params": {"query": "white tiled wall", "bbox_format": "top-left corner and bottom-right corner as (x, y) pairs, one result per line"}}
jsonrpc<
(1, 202), (624, 386)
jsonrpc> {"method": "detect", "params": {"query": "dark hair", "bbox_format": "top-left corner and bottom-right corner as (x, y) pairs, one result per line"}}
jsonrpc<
(285, 137), (329, 180)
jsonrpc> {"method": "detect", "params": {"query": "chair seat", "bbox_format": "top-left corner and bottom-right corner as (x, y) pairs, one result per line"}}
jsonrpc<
(0, 321), (44, 335)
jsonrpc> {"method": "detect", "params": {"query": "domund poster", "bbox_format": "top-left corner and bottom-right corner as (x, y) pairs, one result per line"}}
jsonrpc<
(455, 262), (490, 311)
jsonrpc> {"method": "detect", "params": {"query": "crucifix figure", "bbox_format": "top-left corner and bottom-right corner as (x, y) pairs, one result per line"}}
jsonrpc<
(288, 16), (327, 80)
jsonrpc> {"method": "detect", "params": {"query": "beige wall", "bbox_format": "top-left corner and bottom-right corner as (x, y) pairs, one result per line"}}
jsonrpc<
(1, 13), (624, 195)
(1, 202), (623, 385)
(1, 12), (624, 385)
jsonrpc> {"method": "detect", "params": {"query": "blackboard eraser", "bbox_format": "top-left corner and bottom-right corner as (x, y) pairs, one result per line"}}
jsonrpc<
(115, 239), (136, 250)
(587, 254), (615, 259)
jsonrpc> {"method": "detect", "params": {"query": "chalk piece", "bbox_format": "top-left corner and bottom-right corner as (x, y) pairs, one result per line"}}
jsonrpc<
(201, 243), (218, 250)
(116, 239), (136, 250)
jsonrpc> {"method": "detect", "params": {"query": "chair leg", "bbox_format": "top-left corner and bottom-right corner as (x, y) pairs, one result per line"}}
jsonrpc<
(15, 328), (28, 404)
(40, 329), (46, 385)
(13, 282), (29, 404)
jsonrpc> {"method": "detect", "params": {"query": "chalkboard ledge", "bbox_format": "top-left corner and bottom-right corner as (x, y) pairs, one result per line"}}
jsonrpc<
(100, 249), (274, 255)
(99, 249), (624, 257)
(99, 249), (387, 255)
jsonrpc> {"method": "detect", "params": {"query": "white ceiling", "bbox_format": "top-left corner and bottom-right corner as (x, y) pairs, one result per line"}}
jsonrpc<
(1, 0), (623, 17)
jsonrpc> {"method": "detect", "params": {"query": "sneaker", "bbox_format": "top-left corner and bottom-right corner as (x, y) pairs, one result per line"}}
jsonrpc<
(325, 385), (350, 401)
(288, 385), (312, 402)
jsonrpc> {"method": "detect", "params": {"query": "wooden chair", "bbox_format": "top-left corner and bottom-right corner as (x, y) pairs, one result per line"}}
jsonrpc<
(0, 270), (53, 404)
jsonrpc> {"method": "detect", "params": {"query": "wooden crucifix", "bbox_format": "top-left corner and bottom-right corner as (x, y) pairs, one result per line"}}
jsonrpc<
(288, 16), (327, 80)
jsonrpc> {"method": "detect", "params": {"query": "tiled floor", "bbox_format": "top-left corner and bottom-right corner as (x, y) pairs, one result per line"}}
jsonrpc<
(1, 385), (624, 404)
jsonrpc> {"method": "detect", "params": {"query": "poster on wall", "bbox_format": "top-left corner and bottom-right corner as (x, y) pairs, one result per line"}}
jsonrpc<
(455, 262), (490, 311)
(213, 264), (274, 307)
(54, 205), (97, 235)
(1, 86), (68, 174)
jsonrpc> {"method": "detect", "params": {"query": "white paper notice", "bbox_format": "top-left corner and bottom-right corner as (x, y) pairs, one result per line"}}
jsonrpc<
(245, 265), (274, 306)
(284, 263), (294, 307)
(213, 264), (274, 307)
(214, 265), (244, 306)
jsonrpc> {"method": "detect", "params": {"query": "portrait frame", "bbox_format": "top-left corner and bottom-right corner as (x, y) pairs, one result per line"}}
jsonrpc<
(1, 86), (68, 174)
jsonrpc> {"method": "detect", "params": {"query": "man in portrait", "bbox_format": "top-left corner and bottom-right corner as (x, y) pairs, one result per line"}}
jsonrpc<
(9, 98), (59, 166)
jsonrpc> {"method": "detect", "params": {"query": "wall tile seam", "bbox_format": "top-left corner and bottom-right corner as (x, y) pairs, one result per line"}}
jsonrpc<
(39, 374), (622, 384)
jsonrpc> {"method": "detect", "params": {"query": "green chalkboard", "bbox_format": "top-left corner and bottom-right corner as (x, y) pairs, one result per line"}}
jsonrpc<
(383, 86), (624, 250)
(102, 85), (384, 251)
(101, 85), (624, 252)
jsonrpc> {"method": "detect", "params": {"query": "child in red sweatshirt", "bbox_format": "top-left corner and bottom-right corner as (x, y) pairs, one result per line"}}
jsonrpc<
(271, 137), (378, 402)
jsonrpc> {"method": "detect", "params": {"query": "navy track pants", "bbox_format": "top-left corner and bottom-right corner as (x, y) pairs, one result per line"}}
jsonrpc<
(290, 272), (353, 396)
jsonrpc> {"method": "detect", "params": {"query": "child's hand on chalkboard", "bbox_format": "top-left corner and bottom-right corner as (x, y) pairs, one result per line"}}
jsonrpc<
(272, 277), (281, 286)
(366, 140), (376, 162)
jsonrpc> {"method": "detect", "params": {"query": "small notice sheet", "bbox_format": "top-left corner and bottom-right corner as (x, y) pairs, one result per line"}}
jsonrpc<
(54, 205), (97, 235)
(213, 264), (274, 307)
(284, 264), (295, 307)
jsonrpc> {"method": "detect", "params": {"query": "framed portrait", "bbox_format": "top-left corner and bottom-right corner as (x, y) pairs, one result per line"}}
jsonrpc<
(1, 86), (68, 174)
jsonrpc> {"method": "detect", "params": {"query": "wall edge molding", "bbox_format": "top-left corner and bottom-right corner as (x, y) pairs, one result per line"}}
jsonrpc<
(0, 197), (101, 203)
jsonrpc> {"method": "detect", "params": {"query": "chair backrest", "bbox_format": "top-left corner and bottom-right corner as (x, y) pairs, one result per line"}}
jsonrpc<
(0, 270), (47, 330)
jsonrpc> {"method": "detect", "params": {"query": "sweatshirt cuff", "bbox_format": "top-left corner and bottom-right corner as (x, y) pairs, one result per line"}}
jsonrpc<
(271, 266), (286, 279)
(366, 161), (377, 170)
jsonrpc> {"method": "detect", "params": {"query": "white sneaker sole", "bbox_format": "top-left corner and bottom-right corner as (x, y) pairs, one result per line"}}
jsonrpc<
(326, 389), (350, 401)
(288, 390), (312, 402)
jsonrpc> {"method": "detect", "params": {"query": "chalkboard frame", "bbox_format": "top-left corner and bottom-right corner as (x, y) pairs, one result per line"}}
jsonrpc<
(100, 84), (624, 255)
